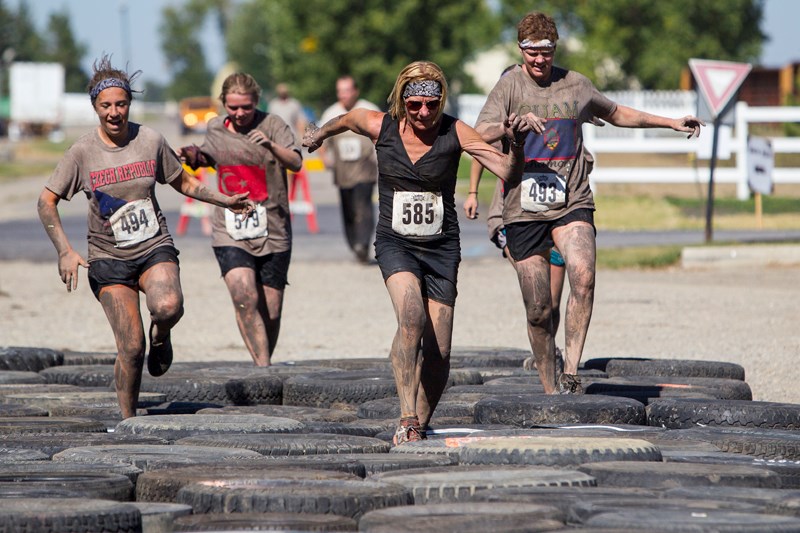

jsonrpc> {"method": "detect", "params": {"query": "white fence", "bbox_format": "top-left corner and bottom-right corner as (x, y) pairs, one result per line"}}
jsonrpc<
(457, 90), (800, 200)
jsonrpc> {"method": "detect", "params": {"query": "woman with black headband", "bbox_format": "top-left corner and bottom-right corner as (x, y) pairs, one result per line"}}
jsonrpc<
(37, 55), (255, 418)
(304, 61), (527, 445)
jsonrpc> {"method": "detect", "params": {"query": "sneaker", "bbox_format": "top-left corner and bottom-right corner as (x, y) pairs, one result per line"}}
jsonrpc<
(523, 356), (536, 371)
(558, 373), (583, 395)
(392, 416), (425, 446)
(147, 322), (173, 377)
(554, 347), (565, 377)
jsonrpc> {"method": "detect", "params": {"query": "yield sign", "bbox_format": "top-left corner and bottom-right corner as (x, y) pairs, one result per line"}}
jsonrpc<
(689, 59), (752, 118)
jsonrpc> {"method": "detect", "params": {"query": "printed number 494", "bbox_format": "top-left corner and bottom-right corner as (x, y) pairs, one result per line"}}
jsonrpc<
(120, 209), (150, 233)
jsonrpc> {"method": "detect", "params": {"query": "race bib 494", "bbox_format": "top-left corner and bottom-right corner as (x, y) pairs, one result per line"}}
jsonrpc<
(392, 191), (444, 237)
(110, 198), (159, 248)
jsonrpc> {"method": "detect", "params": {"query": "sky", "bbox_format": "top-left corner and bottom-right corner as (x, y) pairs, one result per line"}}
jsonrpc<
(5, 0), (799, 87)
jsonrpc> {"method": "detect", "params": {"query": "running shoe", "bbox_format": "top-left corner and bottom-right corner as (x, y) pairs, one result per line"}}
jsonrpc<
(392, 416), (425, 446)
(147, 322), (173, 377)
(558, 373), (583, 395)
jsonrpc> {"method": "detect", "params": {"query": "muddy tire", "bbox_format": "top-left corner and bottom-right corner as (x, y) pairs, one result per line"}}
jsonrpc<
(175, 433), (390, 455)
(0, 417), (106, 434)
(662, 449), (800, 489)
(0, 461), (143, 485)
(172, 512), (357, 532)
(584, 508), (800, 531)
(0, 448), (48, 462)
(136, 464), (359, 502)
(474, 394), (646, 426)
(647, 398), (800, 430)
(359, 502), (564, 532)
(659, 427), (800, 460)
(39, 365), (116, 387)
(114, 414), (304, 441)
(60, 350), (117, 365)
(0, 471), (133, 500)
(52, 444), (263, 470)
(0, 404), (48, 417)
(176, 478), (412, 520)
(0, 498), (141, 532)
(369, 465), (595, 504)
(448, 347), (530, 368)
(140, 374), (283, 405)
(197, 404), (359, 422)
(0, 432), (167, 458)
(0, 347), (63, 372)
(459, 436), (662, 467)
(586, 376), (752, 404)
(0, 371), (44, 385)
(357, 396), (477, 420)
(283, 372), (398, 408)
(577, 460), (781, 489)
(603, 358), (746, 381)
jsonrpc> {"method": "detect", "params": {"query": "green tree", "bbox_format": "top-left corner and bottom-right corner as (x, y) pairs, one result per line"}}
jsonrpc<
(8, 0), (44, 62)
(226, 0), (500, 114)
(42, 10), (88, 92)
(497, 0), (765, 90)
(159, 2), (214, 100)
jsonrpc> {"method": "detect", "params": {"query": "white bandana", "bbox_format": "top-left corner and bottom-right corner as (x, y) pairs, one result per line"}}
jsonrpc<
(519, 39), (555, 50)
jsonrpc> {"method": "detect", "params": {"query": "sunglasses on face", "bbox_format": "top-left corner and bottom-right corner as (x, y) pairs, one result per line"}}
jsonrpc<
(405, 99), (441, 112)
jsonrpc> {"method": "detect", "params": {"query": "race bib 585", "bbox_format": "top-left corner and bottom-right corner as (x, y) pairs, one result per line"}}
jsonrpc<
(392, 191), (444, 236)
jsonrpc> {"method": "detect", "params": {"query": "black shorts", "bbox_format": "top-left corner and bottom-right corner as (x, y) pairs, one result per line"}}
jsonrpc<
(374, 234), (460, 306)
(88, 245), (180, 300)
(213, 246), (291, 290)
(505, 209), (596, 262)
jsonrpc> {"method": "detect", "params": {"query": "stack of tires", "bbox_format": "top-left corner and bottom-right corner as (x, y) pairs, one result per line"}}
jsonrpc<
(1, 345), (800, 531)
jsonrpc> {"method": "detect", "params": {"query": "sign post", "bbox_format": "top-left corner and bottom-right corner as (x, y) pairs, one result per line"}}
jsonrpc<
(747, 136), (774, 230)
(689, 59), (752, 243)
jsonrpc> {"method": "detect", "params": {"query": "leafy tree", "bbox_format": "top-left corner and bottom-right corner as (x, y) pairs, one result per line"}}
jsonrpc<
(159, 3), (214, 100)
(226, 0), (500, 114)
(42, 10), (88, 92)
(8, 0), (44, 62)
(496, 0), (766, 90)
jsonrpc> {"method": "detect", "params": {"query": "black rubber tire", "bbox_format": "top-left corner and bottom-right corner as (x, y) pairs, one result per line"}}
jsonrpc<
(584, 508), (800, 531)
(447, 384), (543, 395)
(458, 436), (662, 467)
(0, 371), (44, 385)
(283, 372), (398, 408)
(466, 485), (661, 513)
(174, 433), (390, 455)
(0, 417), (106, 434)
(0, 461), (143, 485)
(586, 376), (752, 404)
(0, 448), (48, 462)
(0, 347), (63, 372)
(359, 502), (565, 533)
(176, 478), (412, 520)
(172, 512), (357, 532)
(474, 394), (646, 426)
(126, 502), (193, 533)
(357, 396), (478, 420)
(448, 346), (530, 368)
(662, 449), (800, 489)
(139, 373), (283, 405)
(145, 456), (367, 478)
(3, 390), (166, 410)
(0, 432), (168, 458)
(0, 498), (141, 532)
(114, 413), (304, 441)
(369, 465), (595, 504)
(604, 358), (746, 381)
(60, 350), (117, 365)
(0, 404), (48, 417)
(577, 460), (781, 489)
(658, 427), (800, 460)
(142, 401), (225, 415)
(38, 365), (116, 387)
(136, 464), (359, 502)
(282, 357), (391, 371)
(299, 420), (387, 437)
(664, 486), (800, 508)
(197, 404), (359, 422)
(647, 398), (800, 430)
(0, 471), (133, 500)
(51, 444), (263, 470)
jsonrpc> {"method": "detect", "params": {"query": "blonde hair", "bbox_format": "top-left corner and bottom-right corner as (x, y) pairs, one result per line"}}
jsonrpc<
(219, 72), (262, 105)
(387, 61), (448, 123)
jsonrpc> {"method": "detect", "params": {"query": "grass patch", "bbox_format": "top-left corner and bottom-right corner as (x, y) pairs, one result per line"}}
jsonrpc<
(597, 245), (683, 269)
(0, 162), (55, 181)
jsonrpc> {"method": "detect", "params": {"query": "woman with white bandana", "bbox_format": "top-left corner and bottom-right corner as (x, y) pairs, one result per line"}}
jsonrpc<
(37, 55), (255, 419)
(475, 12), (704, 395)
(304, 61), (527, 444)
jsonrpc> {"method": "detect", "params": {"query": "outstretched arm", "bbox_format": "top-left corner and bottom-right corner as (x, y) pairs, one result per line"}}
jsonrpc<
(458, 113), (527, 182)
(245, 129), (303, 172)
(170, 169), (256, 215)
(37, 188), (88, 292)
(605, 105), (705, 138)
(303, 108), (384, 153)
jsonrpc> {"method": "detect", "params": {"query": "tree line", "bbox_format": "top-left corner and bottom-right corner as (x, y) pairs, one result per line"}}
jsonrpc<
(1, 0), (766, 114)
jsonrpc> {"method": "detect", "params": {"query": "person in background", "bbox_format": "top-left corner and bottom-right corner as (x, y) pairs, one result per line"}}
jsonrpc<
(181, 73), (302, 366)
(38, 55), (255, 418)
(268, 82), (308, 139)
(318, 75), (381, 263)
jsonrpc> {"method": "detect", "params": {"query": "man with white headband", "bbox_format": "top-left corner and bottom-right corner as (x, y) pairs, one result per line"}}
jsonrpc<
(475, 12), (705, 395)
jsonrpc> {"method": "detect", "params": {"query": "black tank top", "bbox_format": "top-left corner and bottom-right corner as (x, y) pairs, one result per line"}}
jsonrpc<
(375, 113), (462, 241)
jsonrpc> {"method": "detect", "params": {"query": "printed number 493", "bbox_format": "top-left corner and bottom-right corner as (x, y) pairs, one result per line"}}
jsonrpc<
(402, 202), (434, 225)
(529, 181), (557, 203)
(120, 209), (150, 234)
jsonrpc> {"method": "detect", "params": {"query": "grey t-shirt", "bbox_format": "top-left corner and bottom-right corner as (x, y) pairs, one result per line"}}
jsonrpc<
(200, 111), (300, 255)
(46, 123), (183, 261)
(477, 66), (616, 223)
(320, 99), (379, 188)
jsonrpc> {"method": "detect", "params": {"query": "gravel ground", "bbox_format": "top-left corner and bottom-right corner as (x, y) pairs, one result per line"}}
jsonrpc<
(2, 255), (798, 404)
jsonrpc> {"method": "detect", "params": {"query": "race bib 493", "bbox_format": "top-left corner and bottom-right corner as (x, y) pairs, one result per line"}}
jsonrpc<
(520, 172), (567, 213)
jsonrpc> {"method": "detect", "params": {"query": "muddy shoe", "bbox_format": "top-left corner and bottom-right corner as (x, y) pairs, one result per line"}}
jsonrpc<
(147, 322), (173, 377)
(558, 373), (583, 395)
(523, 357), (536, 371)
(554, 347), (565, 377)
(392, 416), (425, 446)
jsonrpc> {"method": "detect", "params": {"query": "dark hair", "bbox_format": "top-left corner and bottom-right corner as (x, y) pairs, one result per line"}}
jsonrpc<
(87, 53), (141, 105)
(337, 75), (358, 90)
(219, 72), (262, 104)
